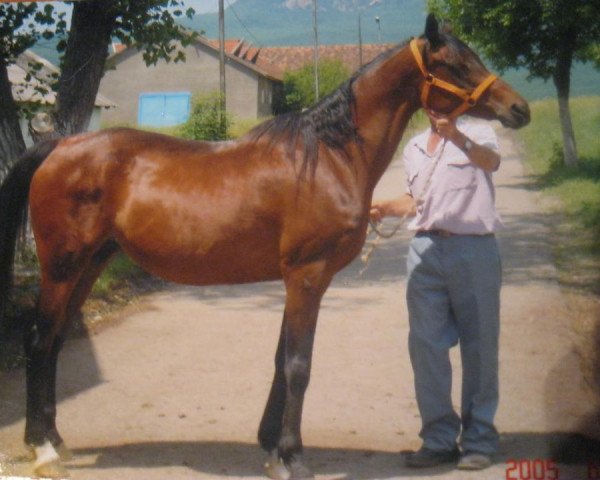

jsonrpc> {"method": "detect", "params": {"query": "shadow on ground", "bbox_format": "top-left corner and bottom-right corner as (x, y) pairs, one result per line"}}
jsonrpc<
(57, 432), (600, 479)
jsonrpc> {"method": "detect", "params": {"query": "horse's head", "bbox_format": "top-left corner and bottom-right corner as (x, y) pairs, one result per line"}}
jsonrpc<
(412, 14), (530, 129)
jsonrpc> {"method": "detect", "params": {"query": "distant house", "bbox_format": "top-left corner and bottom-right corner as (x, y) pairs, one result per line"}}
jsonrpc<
(99, 36), (391, 128)
(9, 50), (115, 146)
(99, 36), (283, 127)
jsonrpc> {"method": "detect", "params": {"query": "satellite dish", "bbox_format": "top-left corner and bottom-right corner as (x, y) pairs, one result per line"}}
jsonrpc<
(30, 112), (55, 134)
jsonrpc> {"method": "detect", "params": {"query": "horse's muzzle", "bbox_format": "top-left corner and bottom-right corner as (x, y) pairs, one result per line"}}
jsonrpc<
(502, 102), (531, 129)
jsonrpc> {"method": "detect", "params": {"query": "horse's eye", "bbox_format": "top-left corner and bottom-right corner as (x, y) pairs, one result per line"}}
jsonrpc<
(448, 64), (468, 79)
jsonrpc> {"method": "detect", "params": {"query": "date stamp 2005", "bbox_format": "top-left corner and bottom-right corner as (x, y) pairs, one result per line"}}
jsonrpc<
(506, 459), (600, 480)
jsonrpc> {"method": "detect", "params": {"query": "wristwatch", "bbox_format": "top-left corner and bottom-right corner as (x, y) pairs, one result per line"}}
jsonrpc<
(462, 139), (474, 153)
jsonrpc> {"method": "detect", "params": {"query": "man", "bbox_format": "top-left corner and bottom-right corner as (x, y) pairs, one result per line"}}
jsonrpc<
(370, 110), (502, 470)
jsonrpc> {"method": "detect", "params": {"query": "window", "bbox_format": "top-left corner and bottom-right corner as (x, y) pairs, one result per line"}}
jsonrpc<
(138, 92), (191, 127)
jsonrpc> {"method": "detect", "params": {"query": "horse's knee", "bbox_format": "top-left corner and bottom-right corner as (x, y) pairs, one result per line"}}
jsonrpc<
(285, 356), (310, 396)
(24, 316), (51, 356)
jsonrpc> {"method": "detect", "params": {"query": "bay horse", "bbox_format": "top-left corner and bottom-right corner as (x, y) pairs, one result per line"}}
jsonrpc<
(0, 14), (529, 479)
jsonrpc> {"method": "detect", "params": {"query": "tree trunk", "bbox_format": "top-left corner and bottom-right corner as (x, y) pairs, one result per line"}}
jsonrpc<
(0, 57), (26, 178)
(553, 35), (578, 167)
(53, 0), (117, 136)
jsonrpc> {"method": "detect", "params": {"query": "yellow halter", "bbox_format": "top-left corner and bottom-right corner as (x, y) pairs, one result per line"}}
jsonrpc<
(409, 38), (497, 118)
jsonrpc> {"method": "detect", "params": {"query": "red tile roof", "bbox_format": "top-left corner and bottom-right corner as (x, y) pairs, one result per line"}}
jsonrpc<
(207, 38), (393, 79)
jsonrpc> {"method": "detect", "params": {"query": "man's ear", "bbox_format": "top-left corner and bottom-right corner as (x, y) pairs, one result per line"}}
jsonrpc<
(424, 13), (443, 49)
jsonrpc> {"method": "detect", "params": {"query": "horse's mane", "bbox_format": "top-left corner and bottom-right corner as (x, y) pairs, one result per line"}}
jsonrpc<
(249, 42), (406, 178)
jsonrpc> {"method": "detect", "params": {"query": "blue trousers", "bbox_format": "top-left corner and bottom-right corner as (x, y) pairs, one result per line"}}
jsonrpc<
(406, 233), (501, 454)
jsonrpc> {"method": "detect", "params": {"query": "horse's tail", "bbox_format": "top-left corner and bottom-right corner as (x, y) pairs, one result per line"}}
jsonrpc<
(0, 138), (60, 323)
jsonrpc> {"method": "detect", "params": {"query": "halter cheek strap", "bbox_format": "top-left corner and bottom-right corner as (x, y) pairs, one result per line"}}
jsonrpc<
(409, 38), (497, 118)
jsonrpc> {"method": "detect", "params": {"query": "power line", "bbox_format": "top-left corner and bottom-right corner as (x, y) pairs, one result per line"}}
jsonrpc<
(224, 0), (262, 46)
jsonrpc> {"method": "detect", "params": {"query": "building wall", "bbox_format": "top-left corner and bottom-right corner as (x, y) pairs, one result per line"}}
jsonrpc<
(100, 42), (272, 126)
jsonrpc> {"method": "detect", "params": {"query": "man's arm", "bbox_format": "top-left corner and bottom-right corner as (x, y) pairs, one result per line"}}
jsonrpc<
(433, 116), (501, 172)
(370, 193), (416, 222)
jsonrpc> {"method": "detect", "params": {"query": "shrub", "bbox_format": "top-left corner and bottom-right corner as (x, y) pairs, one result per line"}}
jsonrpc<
(179, 92), (231, 141)
(283, 59), (350, 112)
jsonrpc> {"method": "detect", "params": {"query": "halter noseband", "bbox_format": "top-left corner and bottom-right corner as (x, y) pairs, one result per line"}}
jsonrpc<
(409, 38), (497, 118)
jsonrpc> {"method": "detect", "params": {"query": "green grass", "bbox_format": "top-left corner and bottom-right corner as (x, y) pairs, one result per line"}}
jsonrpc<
(516, 96), (600, 293)
(92, 253), (147, 298)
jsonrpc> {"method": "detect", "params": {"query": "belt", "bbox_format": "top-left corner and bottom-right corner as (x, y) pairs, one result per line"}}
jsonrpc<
(417, 229), (456, 237)
(416, 230), (494, 237)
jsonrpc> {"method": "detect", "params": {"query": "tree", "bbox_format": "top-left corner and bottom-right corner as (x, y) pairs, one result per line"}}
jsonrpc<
(54, 0), (196, 136)
(429, 0), (600, 167)
(0, 3), (59, 176)
(0, 1), (196, 174)
(283, 59), (350, 111)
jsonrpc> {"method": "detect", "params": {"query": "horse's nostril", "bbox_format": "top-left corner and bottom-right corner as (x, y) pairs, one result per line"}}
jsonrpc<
(511, 103), (531, 125)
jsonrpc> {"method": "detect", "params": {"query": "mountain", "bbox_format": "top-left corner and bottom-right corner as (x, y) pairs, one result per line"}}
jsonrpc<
(29, 0), (599, 101)
(180, 0), (599, 101)
(180, 0), (428, 46)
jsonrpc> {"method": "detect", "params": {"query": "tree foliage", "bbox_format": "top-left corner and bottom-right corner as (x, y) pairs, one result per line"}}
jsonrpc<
(429, 0), (600, 77)
(97, 0), (196, 67)
(0, 3), (63, 63)
(283, 59), (350, 111)
(0, 1), (196, 173)
(429, 0), (600, 166)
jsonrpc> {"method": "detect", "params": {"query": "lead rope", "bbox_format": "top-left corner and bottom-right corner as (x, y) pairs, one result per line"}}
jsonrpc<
(359, 139), (447, 276)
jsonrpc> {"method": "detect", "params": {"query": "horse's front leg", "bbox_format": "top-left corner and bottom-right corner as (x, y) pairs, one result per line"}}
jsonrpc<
(260, 262), (331, 480)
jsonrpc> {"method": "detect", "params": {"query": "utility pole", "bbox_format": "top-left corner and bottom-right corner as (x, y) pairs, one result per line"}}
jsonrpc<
(218, 0), (226, 129)
(358, 12), (363, 66)
(312, 0), (319, 102)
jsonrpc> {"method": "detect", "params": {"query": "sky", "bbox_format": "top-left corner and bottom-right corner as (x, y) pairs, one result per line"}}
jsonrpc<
(182, 0), (241, 14)
(46, 1), (227, 16)
(191, 0), (221, 13)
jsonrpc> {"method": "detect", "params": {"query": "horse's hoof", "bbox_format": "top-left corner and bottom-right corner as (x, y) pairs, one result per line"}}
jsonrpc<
(35, 458), (70, 478)
(55, 442), (73, 462)
(288, 456), (314, 480)
(31, 440), (70, 478)
(27, 440), (73, 462)
(264, 451), (290, 480)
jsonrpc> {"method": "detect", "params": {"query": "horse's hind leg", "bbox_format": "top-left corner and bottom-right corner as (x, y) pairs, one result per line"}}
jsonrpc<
(25, 241), (117, 477)
(24, 273), (82, 477)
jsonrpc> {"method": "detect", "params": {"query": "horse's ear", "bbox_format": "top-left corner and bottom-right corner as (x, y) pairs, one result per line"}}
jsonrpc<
(424, 13), (442, 49)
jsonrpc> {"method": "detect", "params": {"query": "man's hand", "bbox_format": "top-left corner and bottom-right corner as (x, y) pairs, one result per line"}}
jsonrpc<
(429, 111), (461, 143)
(370, 194), (417, 221)
(427, 110), (500, 172)
(370, 205), (385, 223)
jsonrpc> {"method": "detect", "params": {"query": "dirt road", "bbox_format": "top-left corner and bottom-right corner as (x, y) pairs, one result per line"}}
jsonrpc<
(1, 127), (598, 479)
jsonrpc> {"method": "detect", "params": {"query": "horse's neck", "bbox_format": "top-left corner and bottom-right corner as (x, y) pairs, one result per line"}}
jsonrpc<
(352, 44), (421, 189)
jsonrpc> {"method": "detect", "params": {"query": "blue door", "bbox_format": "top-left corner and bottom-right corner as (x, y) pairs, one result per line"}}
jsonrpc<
(138, 92), (191, 127)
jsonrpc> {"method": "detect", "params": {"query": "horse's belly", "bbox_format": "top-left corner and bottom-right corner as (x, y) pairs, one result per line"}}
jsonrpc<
(114, 222), (283, 286)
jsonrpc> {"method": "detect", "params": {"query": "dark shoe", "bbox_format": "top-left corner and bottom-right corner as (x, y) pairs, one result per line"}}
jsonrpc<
(457, 452), (493, 470)
(406, 446), (460, 468)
